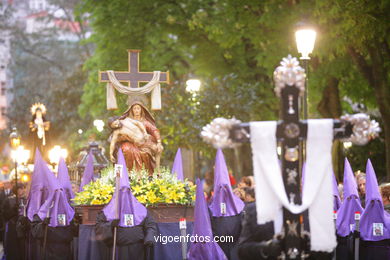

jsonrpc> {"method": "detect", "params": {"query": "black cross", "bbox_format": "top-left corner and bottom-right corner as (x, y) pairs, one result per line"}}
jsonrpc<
(228, 56), (354, 259)
(99, 50), (170, 87)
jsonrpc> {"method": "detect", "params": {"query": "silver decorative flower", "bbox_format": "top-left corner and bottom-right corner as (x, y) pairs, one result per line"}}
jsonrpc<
(273, 55), (306, 97)
(201, 118), (242, 149)
(341, 113), (381, 145)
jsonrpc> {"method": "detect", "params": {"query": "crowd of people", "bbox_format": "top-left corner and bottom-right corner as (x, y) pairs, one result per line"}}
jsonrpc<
(198, 156), (390, 260)
(337, 170), (390, 213)
(203, 171), (256, 204)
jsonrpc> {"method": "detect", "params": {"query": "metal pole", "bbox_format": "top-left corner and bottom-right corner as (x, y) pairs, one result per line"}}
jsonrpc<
(180, 218), (187, 260)
(42, 201), (54, 260)
(333, 211), (337, 260)
(300, 58), (309, 192)
(112, 227), (117, 260)
(112, 165), (121, 260)
(354, 211), (361, 260)
(302, 59), (309, 120)
(15, 159), (18, 206)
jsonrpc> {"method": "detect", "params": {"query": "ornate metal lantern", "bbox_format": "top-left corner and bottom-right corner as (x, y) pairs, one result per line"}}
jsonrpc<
(73, 142), (109, 183)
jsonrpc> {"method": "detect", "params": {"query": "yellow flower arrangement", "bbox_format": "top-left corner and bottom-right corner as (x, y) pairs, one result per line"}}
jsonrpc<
(72, 179), (115, 205)
(72, 166), (196, 206)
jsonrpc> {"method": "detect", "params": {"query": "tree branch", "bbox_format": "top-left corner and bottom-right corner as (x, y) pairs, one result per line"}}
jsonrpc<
(347, 46), (374, 86)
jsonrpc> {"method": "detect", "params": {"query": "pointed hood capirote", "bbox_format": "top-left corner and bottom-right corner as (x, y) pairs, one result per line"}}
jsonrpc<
(27, 149), (50, 221)
(336, 158), (363, 237)
(187, 179), (227, 260)
(332, 172), (342, 211)
(37, 189), (75, 227)
(360, 159), (390, 241)
(57, 157), (74, 201)
(33, 152), (74, 227)
(79, 151), (94, 192)
(209, 149), (244, 217)
(171, 148), (184, 181)
(103, 148), (147, 227)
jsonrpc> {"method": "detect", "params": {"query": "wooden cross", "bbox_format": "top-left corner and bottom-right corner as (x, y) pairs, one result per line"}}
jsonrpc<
(99, 49), (170, 87)
(202, 56), (378, 259)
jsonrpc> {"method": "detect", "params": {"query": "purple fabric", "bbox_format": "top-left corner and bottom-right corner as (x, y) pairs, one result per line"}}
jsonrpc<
(171, 148), (184, 181)
(209, 149), (244, 217)
(36, 154), (74, 227)
(27, 149), (50, 221)
(103, 149), (147, 227)
(333, 172), (342, 211)
(360, 159), (390, 241)
(37, 190), (75, 227)
(336, 158), (363, 237)
(187, 179), (227, 260)
(79, 151), (94, 192)
(57, 158), (74, 201)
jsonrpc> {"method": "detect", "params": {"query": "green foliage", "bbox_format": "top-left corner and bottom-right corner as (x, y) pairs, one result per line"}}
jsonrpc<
(3, 0), (387, 178)
(77, 0), (388, 176)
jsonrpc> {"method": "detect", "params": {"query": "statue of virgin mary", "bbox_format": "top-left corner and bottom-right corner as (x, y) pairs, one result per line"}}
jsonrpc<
(108, 100), (163, 175)
(29, 103), (50, 160)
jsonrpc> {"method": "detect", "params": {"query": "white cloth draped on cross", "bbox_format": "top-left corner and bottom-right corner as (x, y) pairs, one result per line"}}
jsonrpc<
(250, 119), (337, 252)
(106, 70), (161, 110)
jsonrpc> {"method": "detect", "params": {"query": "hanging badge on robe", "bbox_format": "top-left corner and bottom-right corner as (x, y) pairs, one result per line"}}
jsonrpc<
(221, 203), (226, 215)
(114, 164), (123, 178)
(124, 214), (134, 226)
(333, 211), (337, 220)
(373, 223), (384, 236)
(57, 214), (66, 226)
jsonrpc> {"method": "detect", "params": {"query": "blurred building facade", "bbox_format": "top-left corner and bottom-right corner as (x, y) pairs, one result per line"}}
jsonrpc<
(0, 0), (83, 130)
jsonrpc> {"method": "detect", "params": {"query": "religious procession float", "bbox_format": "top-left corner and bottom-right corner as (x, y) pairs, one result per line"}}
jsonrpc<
(73, 167), (196, 224)
(72, 50), (196, 225)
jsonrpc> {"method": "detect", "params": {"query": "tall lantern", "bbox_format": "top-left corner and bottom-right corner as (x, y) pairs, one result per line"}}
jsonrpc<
(295, 23), (317, 60)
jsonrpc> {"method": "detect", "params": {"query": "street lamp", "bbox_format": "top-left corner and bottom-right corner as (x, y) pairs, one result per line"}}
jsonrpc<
(295, 22), (317, 120)
(9, 127), (21, 204)
(49, 145), (68, 170)
(11, 146), (30, 165)
(185, 79), (201, 93)
(295, 22), (317, 177)
(10, 146), (30, 183)
(9, 127), (21, 149)
(295, 24), (317, 61)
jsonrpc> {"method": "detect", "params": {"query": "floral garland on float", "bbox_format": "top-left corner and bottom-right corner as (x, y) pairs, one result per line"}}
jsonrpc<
(73, 167), (196, 224)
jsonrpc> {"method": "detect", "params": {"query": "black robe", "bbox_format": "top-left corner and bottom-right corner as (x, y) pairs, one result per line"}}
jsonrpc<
(237, 202), (275, 260)
(95, 211), (157, 260)
(360, 239), (390, 260)
(2, 195), (27, 260)
(31, 214), (76, 260)
(15, 215), (41, 260)
(210, 211), (243, 260)
(0, 188), (12, 242)
(238, 203), (334, 260)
